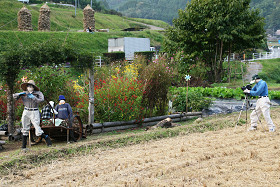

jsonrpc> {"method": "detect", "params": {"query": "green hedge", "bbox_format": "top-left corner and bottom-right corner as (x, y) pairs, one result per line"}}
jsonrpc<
(103, 52), (125, 63)
(134, 51), (155, 61)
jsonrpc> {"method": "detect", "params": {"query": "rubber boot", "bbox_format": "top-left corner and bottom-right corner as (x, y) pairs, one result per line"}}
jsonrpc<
(22, 135), (28, 149)
(41, 133), (52, 147)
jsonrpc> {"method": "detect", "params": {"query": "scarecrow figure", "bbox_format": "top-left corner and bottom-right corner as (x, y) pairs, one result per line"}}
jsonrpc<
(13, 80), (52, 150)
(41, 101), (58, 120)
(244, 74), (276, 132)
(55, 95), (77, 142)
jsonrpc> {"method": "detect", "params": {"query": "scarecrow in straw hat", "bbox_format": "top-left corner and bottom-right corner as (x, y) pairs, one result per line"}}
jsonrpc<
(13, 80), (52, 150)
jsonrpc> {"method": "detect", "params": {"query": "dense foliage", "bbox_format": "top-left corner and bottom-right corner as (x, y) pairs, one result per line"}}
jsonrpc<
(165, 0), (265, 83)
(168, 87), (213, 112)
(251, 0), (280, 32)
(103, 0), (189, 24)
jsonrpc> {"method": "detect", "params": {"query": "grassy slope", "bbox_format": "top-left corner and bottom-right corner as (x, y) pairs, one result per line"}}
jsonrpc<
(0, 30), (165, 54)
(0, 1), (168, 31)
(0, 1), (167, 54)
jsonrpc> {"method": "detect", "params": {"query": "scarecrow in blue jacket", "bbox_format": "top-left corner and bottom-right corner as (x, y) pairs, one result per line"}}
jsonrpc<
(55, 95), (76, 142)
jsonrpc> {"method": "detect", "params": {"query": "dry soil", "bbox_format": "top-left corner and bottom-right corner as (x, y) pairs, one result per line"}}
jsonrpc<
(1, 118), (280, 186)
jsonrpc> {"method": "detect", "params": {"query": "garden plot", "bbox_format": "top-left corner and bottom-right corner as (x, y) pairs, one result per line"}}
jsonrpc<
(1, 123), (280, 186)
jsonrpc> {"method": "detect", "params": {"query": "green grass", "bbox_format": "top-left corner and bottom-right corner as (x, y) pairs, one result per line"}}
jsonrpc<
(257, 58), (280, 85)
(0, 30), (165, 54)
(0, 0), (167, 54)
(0, 0), (168, 32)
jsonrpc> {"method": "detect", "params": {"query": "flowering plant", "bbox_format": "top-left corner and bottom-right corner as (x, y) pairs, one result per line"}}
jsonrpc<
(94, 77), (145, 122)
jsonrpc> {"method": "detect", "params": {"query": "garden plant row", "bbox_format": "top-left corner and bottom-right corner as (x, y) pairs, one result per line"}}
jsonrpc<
(169, 86), (280, 100)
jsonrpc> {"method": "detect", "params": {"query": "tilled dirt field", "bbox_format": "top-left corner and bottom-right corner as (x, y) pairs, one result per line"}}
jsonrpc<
(1, 124), (280, 187)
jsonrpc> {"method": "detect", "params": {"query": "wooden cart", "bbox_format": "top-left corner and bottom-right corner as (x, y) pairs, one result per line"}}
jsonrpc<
(30, 115), (84, 144)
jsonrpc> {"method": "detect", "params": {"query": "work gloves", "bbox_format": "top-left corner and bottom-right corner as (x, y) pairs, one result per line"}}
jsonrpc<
(250, 80), (256, 84)
(243, 89), (250, 94)
(27, 93), (35, 99)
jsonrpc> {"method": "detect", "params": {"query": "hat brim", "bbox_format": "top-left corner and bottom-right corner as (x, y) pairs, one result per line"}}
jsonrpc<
(21, 83), (40, 91)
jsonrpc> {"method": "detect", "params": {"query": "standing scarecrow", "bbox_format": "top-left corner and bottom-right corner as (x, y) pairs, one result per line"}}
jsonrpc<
(244, 74), (276, 132)
(13, 80), (52, 150)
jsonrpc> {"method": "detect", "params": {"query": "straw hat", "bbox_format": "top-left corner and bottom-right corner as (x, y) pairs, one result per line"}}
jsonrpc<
(21, 80), (40, 91)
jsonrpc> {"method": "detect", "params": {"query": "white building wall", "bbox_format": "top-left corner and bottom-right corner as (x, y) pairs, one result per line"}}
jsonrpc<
(108, 37), (151, 60)
(18, 0), (29, 3)
(124, 37), (150, 60)
(108, 38), (124, 52)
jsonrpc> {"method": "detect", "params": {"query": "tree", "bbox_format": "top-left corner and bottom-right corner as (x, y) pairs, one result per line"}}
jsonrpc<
(0, 41), (94, 134)
(164, 0), (266, 82)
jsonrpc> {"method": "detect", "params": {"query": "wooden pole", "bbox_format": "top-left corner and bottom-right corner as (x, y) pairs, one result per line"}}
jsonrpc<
(88, 62), (95, 125)
(186, 80), (189, 113)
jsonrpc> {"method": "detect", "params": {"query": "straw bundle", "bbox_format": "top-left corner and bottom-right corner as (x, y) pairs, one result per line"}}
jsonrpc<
(83, 5), (95, 32)
(17, 6), (33, 31)
(38, 4), (51, 31)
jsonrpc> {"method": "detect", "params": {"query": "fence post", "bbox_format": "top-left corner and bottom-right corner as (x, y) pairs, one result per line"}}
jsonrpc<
(88, 59), (95, 125)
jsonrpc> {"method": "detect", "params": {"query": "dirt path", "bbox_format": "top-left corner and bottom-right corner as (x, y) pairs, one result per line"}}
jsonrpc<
(1, 124), (280, 186)
(127, 20), (165, 31)
(244, 61), (263, 82)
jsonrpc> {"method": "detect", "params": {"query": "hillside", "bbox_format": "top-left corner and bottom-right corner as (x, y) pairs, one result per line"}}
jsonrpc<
(0, 0), (169, 31)
(101, 0), (280, 31)
(0, 0), (168, 54)
(99, 0), (189, 24)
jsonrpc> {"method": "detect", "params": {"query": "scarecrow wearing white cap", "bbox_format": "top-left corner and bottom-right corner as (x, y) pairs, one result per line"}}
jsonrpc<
(243, 74), (276, 132)
(13, 80), (52, 149)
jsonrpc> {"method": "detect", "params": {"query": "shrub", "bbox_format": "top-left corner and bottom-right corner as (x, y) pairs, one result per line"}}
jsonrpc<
(168, 87), (212, 112)
(140, 57), (176, 116)
(20, 65), (75, 106)
(94, 77), (145, 122)
(134, 51), (155, 61)
(103, 52), (125, 64)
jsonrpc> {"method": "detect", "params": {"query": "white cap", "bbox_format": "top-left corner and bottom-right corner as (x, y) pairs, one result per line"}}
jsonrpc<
(49, 101), (55, 108)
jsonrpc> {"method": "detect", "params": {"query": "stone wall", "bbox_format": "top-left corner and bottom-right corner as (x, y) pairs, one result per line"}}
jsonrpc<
(38, 4), (51, 31)
(17, 6), (33, 31)
(83, 5), (95, 32)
